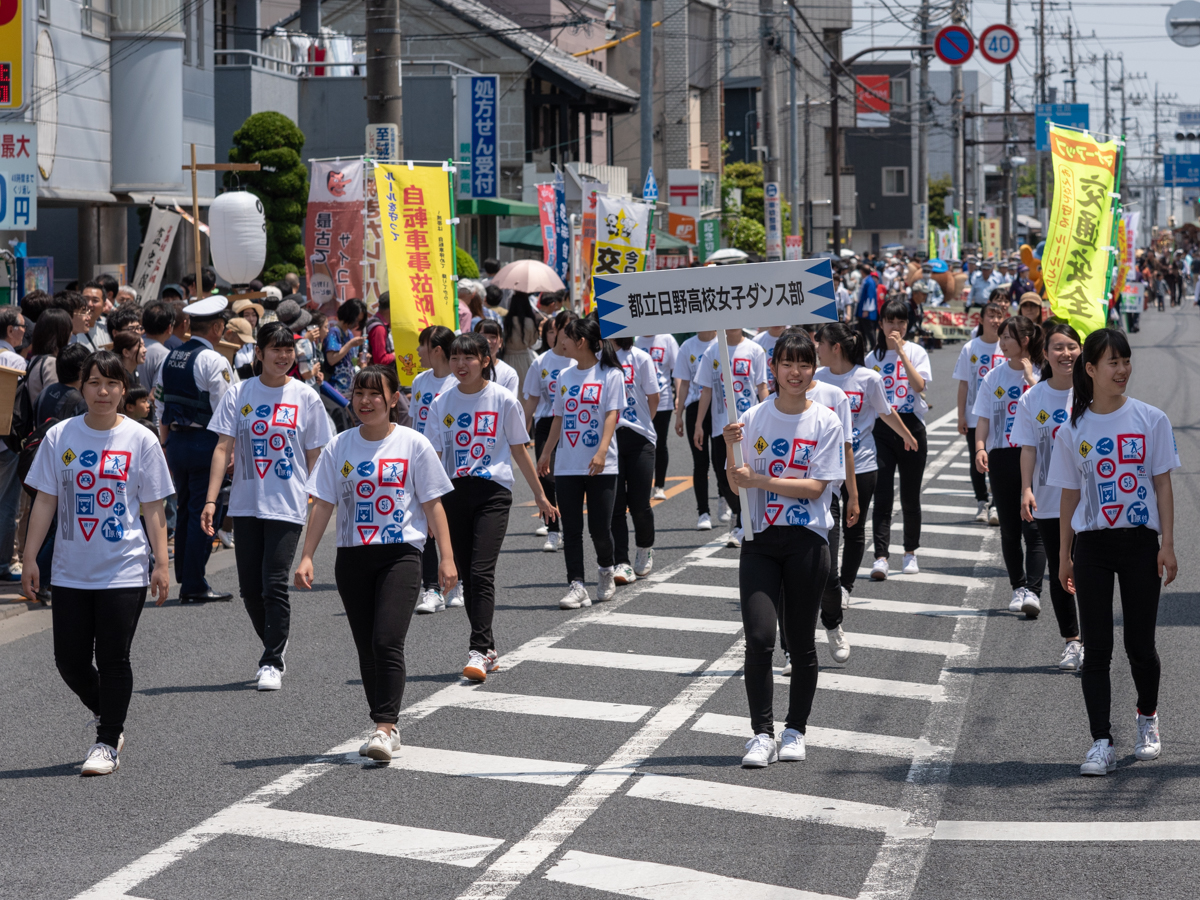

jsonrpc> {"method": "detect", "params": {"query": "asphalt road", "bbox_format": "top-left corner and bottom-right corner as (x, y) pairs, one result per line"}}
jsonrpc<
(2, 304), (1199, 900)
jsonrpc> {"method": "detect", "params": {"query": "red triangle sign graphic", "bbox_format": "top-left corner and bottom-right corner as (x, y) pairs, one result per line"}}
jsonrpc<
(1101, 504), (1123, 526)
(79, 518), (99, 541)
(764, 503), (783, 526)
(565, 431), (580, 447)
(357, 525), (379, 545)
(254, 459), (272, 479)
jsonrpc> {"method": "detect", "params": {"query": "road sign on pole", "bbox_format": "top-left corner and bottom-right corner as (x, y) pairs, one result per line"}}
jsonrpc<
(934, 25), (975, 66)
(642, 166), (659, 202)
(1035, 103), (1089, 151)
(977, 24), (1019, 64)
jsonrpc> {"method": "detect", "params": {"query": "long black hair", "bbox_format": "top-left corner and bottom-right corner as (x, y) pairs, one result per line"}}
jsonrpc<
(450, 332), (497, 381)
(352, 364), (404, 423)
(563, 315), (620, 369)
(1039, 322), (1081, 381)
(771, 329), (818, 393)
(873, 298), (910, 360)
(817, 321), (865, 368)
(998, 314), (1045, 369)
(1071, 328), (1131, 426)
(504, 291), (538, 345)
(30, 307), (72, 357)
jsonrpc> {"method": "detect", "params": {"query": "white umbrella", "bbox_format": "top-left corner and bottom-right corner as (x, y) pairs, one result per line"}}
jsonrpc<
(491, 259), (566, 293)
(705, 248), (749, 264)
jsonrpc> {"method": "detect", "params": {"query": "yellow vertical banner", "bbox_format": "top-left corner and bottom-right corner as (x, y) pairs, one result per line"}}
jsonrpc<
(374, 163), (458, 386)
(1042, 126), (1118, 337)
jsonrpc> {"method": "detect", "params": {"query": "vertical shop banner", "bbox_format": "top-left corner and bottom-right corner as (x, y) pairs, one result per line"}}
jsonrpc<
(537, 183), (558, 272)
(580, 189), (600, 312)
(362, 171), (388, 309)
(554, 169), (570, 281)
(374, 163), (458, 386)
(784, 234), (803, 260)
(697, 218), (721, 263)
(1042, 125), (1119, 337)
(1122, 209), (1139, 270)
(764, 182), (782, 261)
(591, 195), (650, 283)
(305, 159), (365, 309)
(981, 217), (1000, 258)
(131, 207), (181, 303)
(470, 75), (499, 198)
(0, 124), (36, 229)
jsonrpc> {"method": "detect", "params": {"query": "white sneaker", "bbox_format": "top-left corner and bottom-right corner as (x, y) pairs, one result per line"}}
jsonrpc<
(840, 585), (851, 609)
(1020, 588), (1041, 617)
(902, 553), (919, 575)
(778, 728), (806, 762)
(826, 626), (851, 663)
(1008, 589), (1024, 613)
(988, 505), (1000, 526)
(217, 529), (235, 549)
(870, 558), (889, 581)
(741, 733), (778, 768)
(414, 588), (445, 614)
(975, 501), (989, 523)
(1059, 640), (1084, 671)
(697, 513), (713, 531)
(724, 528), (742, 549)
(364, 728), (402, 763)
(781, 652), (792, 677)
(83, 716), (124, 754)
(81, 742), (120, 776)
(463, 649), (501, 682)
(445, 584), (464, 608)
(535, 524), (549, 537)
(613, 563), (637, 585)
(256, 664), (282, 691)
(717, 497), (732, 523)
(1080, 738), (1116, 776)
(542, 532), (561, 553)
(651, 486), (667, 501)
(559, 581), (592, 609)
(634, 547), (654, 577)
(1135, 713), (1161, 761)
(597, 566), (617, 601)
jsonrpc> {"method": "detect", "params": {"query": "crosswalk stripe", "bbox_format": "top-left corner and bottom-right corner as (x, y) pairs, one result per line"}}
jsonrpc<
(916, 503), (980, 514)
(776, 671), (945, 701)
(687, 557), (738, 569)
(524, 646), (707, 674)
(209, 805), (504, 867)
(601, 612), (743, 634)
(894, 521), (985, 535)
(354, 745), (588, 786)
(922, 487), (977, 496)
(438, 688), (651, 722)
(926, 439), (952, 446)
(544, 850), (845, 900)
(946, 461), (970, 468)
(850, 596), (986, 617)
(933, 473), (973, 482)
(888, 543), (989, 561)
(817, 628), (969, 656)
(692, 712), (941, 759)
(855, 568), (985, 589)
(644, 581), (740, 599)
(931, 821), (1200, 842)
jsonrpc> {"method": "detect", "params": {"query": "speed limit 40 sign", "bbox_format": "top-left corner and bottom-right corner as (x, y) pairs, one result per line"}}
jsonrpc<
(978, 24), (1020, 65)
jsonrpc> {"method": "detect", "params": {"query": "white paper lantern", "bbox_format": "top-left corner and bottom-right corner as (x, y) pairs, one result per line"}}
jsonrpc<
(209, 191), (267, 285)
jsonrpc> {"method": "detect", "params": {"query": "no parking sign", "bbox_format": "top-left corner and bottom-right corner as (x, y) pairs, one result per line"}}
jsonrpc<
(934, 25), (974, 65)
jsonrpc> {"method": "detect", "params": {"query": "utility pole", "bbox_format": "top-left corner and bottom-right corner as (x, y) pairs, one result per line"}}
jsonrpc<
(1036, 0), (1046, 228)
(365, 0), (403, 156)
(760, 0), (779, 186)
(917, 0), (930, 254)
(1065, 23), (1076, 103)
(1103, 54), (1110, 135)
(640, 0), (653, 195)
(789, 5), (799, 237)
(829, 49), (841, 253)
(1001, 0), (1013, 250)
(951, 0), (965, 249)
(804, 93), (811, 255)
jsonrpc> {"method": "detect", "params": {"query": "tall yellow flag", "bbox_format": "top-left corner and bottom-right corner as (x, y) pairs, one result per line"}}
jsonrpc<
(1042, 126), (1119, 336)
(374, 163), (458, 386)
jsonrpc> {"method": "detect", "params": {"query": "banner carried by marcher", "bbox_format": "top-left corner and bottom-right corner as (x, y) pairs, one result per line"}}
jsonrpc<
(305, 159), (365, 311)
(591, 195), (651, 285)
(1042, 124), (1121, 336)
(580, 188), (600, 312)
(537, 183), (559, 274)
(131, 206), (181, 304)
(374, 162), (458, 386)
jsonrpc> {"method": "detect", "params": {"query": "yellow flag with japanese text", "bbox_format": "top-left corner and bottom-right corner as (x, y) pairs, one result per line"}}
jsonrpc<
(374, 163), (458, 386)
(1042, 126), (1118, 337)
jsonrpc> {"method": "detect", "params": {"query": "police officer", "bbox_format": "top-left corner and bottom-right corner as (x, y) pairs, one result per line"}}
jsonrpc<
(154, 296), (236, 603)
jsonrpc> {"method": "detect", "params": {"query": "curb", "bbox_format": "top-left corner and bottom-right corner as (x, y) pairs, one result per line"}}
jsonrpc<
(0, 598), (39, 621)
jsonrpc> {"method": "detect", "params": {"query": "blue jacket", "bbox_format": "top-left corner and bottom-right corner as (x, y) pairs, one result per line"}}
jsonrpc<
(857, 275), (879, 320)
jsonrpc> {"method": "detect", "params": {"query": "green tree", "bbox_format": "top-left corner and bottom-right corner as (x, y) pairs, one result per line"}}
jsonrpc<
(226, 112), (308, 282)
(720, 160), (791, 255)
(928, 175), (952, 230)
(456, 247), (479, 278)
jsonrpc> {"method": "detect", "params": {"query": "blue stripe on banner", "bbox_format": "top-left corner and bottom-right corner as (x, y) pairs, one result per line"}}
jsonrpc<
(593, 277), (618, 298)
(811, 301), (838, 320)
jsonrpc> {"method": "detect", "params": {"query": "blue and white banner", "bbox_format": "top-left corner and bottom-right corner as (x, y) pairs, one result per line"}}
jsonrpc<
(553, 167), (570, 280)
(457, 74), (499, 199)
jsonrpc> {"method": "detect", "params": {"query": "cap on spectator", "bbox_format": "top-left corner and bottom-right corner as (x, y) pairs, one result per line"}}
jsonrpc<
(276, 298), (313, 332)
(182, 296), (229, 317)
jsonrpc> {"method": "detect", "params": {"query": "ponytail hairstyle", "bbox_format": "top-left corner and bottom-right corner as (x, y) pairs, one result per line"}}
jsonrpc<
(449, 332), (496, 381)
(817, 321), (865, 368)
(1039, 321), (1081, 381)
(771, 328), (818, 393)
(418, 324), (455, 358)
(998, 314), (1045, 369)
(873, 298), (911, 360)
(352, 364), (404, 423)
(563, 315), (620, 369)
(1070, 328), (1131, 426)
(613, 336), (634, 350)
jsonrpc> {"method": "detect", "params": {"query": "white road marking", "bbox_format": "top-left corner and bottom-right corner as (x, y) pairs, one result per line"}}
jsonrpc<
(601, 612), (743, 634)
(849, 596), (988, 617)
(922, 487), (978, 496)
(437, 688), (652, 723)
(915, 503), (980, 514)
(644, 580), (740, 598)
(357, 745), (588, 787)
(946, 461), (970, 468)
(523, 646), (707, 674)
(926, 439), (952, 446)
(692, 712), (944, 759)
(888, 543), (990, 561)
(817, 629), (970, 656)
(894, 522), (988, 536)
(776, 671), (945, 702)
(931, 473), (973, 482)
(855, 568), (985, 589)
(932, 821), (1200, 842)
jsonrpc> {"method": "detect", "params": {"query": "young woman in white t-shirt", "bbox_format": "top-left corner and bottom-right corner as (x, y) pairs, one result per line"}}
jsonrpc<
(474, 318), (521, 395)
(633, 333), (678, 500)
(953, 299), (1007, 523)
(672, 330), (718, 529)
(23, 351), (173, 776)
(295, 365), (458, 764)
(972, 315), (1045, 618)
(720, 331), (845, 768)
(610, 337), (660, 585)
(1048, 329), (1179, 776)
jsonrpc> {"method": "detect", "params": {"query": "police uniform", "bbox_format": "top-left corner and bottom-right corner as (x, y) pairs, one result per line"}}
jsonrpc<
(153, 296), (236, 601)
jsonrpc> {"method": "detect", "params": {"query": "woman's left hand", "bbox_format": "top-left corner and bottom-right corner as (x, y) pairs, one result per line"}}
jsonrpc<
(537, 496), (560, 523)
(150, 565), (170, 606)
(886, 331), (903, 353)
(587, 451), (606, 476)
(1159, 545), (1178, 586)
(846, 497), (860, 527)
(727, 463), (756, 490)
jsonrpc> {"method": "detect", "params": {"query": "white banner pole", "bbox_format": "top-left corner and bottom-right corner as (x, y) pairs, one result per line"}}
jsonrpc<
(716, 328), (754, 542)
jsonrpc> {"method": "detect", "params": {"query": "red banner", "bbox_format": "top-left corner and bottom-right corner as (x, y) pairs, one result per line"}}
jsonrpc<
(305, 159), (365, 312)
(537, 183), (558, 272)
(856, 76), (890, 115)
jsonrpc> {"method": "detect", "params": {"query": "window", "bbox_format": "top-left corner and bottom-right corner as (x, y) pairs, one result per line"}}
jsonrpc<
(890, 78), (908, 109)
(82, 0), (112, 38)
(38, 0), (49, 21)
(883, 167), (909, 196)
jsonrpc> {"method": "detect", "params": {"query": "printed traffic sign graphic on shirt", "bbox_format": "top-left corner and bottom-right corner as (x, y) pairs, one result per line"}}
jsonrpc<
(357, 525), (379, 544)
(1096, 458), (1116, 479)
(77, 470), (96, 490)
(845, 391), (863, 413)
(1118, 434), (1145, 464)
(61, 448), (76, 466)
(565, 431), (580, 447)
(473, 411), (498, 437)
(1101, 504), (1124, 526)
(78, 518), (99, 541)
(764, 503), (784, 525)
(379, 459), (408, 487)
(1118, 472), (1138, 493)
(272, 404), (299, 428)
(100, 451), (131, 481)
(254, 459), (272, 479)
(581, 383), (602, 404)
(76, 494), (94, 515)
(97, 488), (115, 508)
(789, 439), (816, 470)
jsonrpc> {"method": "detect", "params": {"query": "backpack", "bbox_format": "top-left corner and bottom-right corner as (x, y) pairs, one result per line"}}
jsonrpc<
(2, 355), (46, 455)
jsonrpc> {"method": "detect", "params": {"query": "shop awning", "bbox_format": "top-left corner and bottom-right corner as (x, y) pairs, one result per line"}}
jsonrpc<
(654, 228), (692, 252)
(498, 225), (544, 252)
(459, 198), (540, 217)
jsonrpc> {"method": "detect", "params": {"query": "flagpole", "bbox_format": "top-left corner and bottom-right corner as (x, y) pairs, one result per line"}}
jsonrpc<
(716, 328), (754, 542)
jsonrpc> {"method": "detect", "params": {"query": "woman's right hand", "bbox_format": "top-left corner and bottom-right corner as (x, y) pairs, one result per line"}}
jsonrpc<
(674, 413), (684, 437)
(692, 427), (705, 451)
(537, 454), (550, 478)
(1020, 488), (1037, 522)
(346, 335), (365, 349)
(200, 504), (215, 536)
(1060, 554), (1075, 595)
(21, 559), (38, 601)
(294, 556), (314, 590)
(974, 448), (989, 474)
(722, 422), (744, 446)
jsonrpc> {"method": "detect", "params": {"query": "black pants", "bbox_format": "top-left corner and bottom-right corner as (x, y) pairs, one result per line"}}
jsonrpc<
(421, 537), (440, 590)
(710, 424), (741, 528)
(334, 543), (422, 724)
(857, 317), (877, 351)
(533, 416), (559, 534)
(232, 517), (303, 669)
(1035, 517), (1080, 639)
(965, 426), (990, 503)
(1074, 526), (1162, 743)
(872, 415), (927, 558)
(612, 429), (655, 565)
(164, 428), (223, 595)
(987, 448), (1046, 596)
(52, 585), (147, 749)
(441, 478), (512, 653)
(556, 473), (617, 584)
(684, 401), (711, 515)
(740, 525), (829, 736)
(651, 408), (673, 488)
(838, 470), (878, 593)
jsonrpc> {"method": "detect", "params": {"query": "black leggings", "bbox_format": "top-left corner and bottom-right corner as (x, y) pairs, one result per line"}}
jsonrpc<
(1074, 526), (1162, 743)
(684, 401), (712, 515)
(556, 473), (617, 584)
(987, 447), (1046, 596)
(52, 585), (147, 749)
(334, 543), (422, 724)
(740, 525), (829, 736)
(612, 429), (655, 565)
(819, 469), (880, 624)
(651, 408), (672, 488)
(441, 478), (512, 653)
(232, 516), (303, 669)
(871, 415), (927, 558)
(1035, 517), (1080, 639)
(534, 416), (559, 534)
(965, 426), (990, 503)
(710, 424), (741, 528)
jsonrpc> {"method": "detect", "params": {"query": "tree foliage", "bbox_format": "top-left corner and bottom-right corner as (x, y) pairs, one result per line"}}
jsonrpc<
(721, 160), (791, 256)
(456, 247), (480, 278)
(928, 175), (952, 230)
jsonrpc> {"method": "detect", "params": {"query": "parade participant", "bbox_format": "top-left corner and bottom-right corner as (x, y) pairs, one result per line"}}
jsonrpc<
(1049, 329), (1178, 775)
(973, 315), (1046, 617)
(868, 299), (932, 579)
(722, 331), (845, 768)
(153, 296), (237, 603)
(1015, 322), (1084, 669)
(673, 330), (718, 529)
(610, 337), (660, 584)
(537, 316), (624, 609)
(954, 299), (1008, 524)
(23, 351), (172, 776)
(694, 329), (769, 547)
(429, 333), (555, 680)
(295, 365), (457, 763)
(634, 332), (679, 500)
(474, 318), (521, 395)
(752, 325), (787, 389)
(202, 323), (333, 691)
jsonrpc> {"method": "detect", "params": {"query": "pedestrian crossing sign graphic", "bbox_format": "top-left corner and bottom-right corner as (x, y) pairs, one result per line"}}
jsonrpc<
(994, 387), (1005, 398)
(61, 448), (75, 466)
(340, 460), (353, 477)
(443, 413), (455, 427)
(753, 435), (768, 455)
(1079, 440), (1092, 457)
(1036, 409), (1050, 424)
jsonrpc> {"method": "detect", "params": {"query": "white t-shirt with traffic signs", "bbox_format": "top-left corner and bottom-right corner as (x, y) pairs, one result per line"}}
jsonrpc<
(1047, 398), (1179, 535)
(814, 365), (893, 474)
(551, 362), (625, 476)
(672, 335), (716, 407)
(952, 337), (1006, 414)
(752, 330), (781, 389)
(695, 339), (768, 433)
(493, 358), (520, 396)
(1009, 381), (1071, 519)
(616, 346), (660, 443)
(868, 342), (933, 421)
(410, 369), (458, 437)
(307, 425), (454, 550)
(427, 381), (530, 490)
(971, 363), (1037, 452)
(635, 334), (679, 408)
(737, 398), (845, 540)
(525, 350), (573, 421)
(25, 416), (174, 589)
(209, 377), (334, 526)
